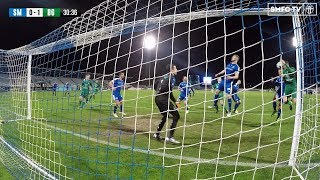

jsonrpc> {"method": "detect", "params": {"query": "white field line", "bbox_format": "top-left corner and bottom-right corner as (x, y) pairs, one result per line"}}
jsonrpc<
(41, 122), (320, 168)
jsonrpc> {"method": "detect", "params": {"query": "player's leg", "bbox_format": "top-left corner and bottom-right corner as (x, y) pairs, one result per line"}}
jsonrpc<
(288, 97), (293, 110)
(286, 86), (294, 110)
(155, 111), (167, 140)
(154, 98), (168, 140)
(276, 97), (284, 120)
(283, 94), (288, 104)
(272, 93), (279, 116)
(184, 98), (189, 113)
(119, 96), (126, 116)
(92, 93), (96, 101)
(226, 94), (232, 117)
(175, 96), (182, 108)
(79, 94), (87, 109)
(290, 89), (297, 110)
(113, 94), (120, 117)
(167, 102), (180, 143)
(218, 91), (225, 112)
(113, 100), (120, 117)
(214, 85), (222, 107)
(213, 84), (223, 112)
(276, 102), (282, 120)
(272, 93), (277, 114)
(79, 96), (83, 107)
(284, 85), (294, 110)
(225, 84), (232, 117)
(232, 94), (241, 113)
(219, 98), (228, 114)
(87, 93), (91, 102)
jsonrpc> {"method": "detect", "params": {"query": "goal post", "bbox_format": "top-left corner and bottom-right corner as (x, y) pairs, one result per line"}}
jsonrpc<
(27, 54), (32, 120)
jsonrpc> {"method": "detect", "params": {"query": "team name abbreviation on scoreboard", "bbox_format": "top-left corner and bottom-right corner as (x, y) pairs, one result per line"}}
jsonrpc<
(9, 8), (80, 18)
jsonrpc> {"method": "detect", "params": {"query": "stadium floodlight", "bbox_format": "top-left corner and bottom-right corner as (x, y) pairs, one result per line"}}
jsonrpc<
(143, 35), (157, 50)
(292, 37), (298, 47)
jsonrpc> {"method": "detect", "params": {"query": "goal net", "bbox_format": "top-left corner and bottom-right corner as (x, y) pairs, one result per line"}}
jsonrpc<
(0, 0), (319, 179)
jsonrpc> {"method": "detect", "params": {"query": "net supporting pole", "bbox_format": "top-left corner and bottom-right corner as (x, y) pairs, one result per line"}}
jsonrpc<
(288, 15), (304, 167)
(27, 54), (32, 120)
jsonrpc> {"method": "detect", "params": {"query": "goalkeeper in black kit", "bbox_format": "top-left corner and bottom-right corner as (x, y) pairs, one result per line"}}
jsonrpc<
(153, 64), (180, 144)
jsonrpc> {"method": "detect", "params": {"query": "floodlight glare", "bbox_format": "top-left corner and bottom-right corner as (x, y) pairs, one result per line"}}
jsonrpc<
(143, 35), (157, 50)
(292, 37), (298, 47)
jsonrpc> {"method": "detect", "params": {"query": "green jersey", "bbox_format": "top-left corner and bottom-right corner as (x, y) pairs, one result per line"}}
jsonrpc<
(93, 82), (101, 93)
(81, 79), (92, 94)
(213, 83), (223, 98)
(283, 64), (296, 85)
(212, 83), (219, 90)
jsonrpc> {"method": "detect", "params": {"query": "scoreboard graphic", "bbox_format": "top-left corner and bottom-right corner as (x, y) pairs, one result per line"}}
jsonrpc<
(9, 8), (79, 18)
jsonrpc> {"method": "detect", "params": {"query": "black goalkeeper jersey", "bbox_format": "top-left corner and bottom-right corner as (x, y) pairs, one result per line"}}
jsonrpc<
(155, 74), (176, 102)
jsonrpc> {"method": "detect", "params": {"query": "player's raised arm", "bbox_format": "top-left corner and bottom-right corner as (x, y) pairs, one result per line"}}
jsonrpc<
(215, 70), (225, 77)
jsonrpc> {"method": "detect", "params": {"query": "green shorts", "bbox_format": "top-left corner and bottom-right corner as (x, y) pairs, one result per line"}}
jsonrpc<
(284, 84), (297, 98)
(80, 91), (89, 99)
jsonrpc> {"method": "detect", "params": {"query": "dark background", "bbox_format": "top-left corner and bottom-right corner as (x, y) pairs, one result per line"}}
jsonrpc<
(0, 0), (299, 88)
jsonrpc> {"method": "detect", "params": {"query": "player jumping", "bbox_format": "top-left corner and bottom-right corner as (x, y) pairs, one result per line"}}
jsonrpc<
(79, 74), (93, 109)
(153, 64), (180, 144)
(176, 76), (190, 114)
(213, 54), (240, 117)
(109, 72), (126, 118)
(280, 60), (296, 110)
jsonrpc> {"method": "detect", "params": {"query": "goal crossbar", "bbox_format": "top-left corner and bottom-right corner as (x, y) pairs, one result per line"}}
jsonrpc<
(8, 8), (270, 55)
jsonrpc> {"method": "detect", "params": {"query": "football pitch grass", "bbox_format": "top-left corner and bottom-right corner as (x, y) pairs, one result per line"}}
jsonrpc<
(0, 162), (13, 179)
(1, 89), (319, 179)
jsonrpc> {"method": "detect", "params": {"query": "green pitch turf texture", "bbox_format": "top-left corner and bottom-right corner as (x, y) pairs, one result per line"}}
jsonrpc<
(1, 89), (319, 179)
(0, 162), (13, 180)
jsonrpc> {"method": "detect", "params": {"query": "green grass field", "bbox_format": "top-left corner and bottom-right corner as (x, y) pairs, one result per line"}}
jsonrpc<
(0, 89), (319, 179)
(0, 162), (13, 180)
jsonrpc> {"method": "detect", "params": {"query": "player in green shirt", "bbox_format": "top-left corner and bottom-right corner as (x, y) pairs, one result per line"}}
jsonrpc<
(79, 74), (93, 109)
(89, 80), (101, 102)
(280, 59), (296, 110)
(208, 77), (224, 112)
